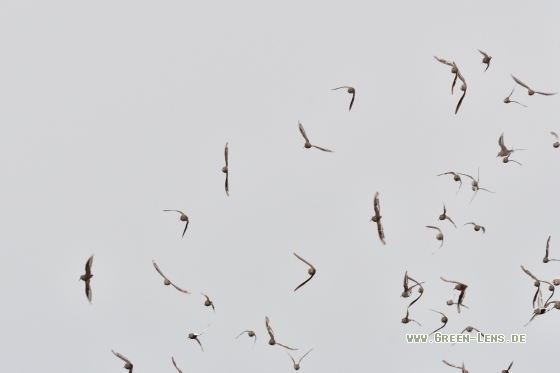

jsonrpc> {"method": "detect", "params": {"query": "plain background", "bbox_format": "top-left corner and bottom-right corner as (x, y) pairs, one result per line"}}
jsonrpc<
(1, 1), (559, 372)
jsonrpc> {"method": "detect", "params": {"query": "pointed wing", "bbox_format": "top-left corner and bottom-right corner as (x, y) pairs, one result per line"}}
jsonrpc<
(112, 350), (131, 364)
(426, 226), (441, 233)
(455, 90), (466, 114)
(311, 145), (333, 152)
(224, 142), (228, 166)
(298, 122), (309, 142)
(299, 348), (313, 364)
(349, 91), (355, 111)
(477, 49), (488, 58)
(294, 274), (315, 292)
(511, 75), (531, 90)
(182, 221), (189, 237)
(434, 56), (453, 66)
(293, 253), (315, 270)
(498, 133), (507, 152)
(172, 357), (183, 373)
(85, 280), (92, 303)
(552, 132), (559, 141)
(171, 283), (190, 294)
(85, 255), (94, 275)
(152, 260), (167, 279)
(225, 172), (229, 196)
(331, 86), (350, 90)
(535, 91), (558, 96)
(276, 342), (298, 350)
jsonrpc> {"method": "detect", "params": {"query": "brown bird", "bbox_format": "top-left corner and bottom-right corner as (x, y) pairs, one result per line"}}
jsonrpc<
(501, 361), (514, 373)
(502, 156), (522, 166)
(407, 283), (425, 309)
(401, 308), (421, 326)
(428, 309), (448, 336)
(152, 260), (190, 293)
(544, 236), (560, 263)
(426, 226), (444, 255)
(188, 325), (210, 352)
(524, 297), (549, 327)
(451, 326), (484, 346)
(497, 133), (526, 158)
(458, 168), (494, 204)
(201, 293), (215, 312)
(298, 121), (333, 152)
(112, 350), (133, 373)
(434, 56), (459, 94)
(551, 132), (560, 148)
(163, 210), (189, 237)
(265, 316), (298, 350)
(441, 277), (468, 313)
(293, 253), (316, 291)
(521, 265), (544, 309)
(331, 86), (355, 111)
(544, 301), (560, 311)
(370, 192), (385, 245)
(286, 348), (313, 370)
(504, 86), (527, 107)
(455, 70), (467, 114)
(401, 271), (424, 298)
(511, 75), (557, 96)
(437, 172), (463, 194)
(464, 222), (485, 234)
(79, 254), (94, 304)
(222, 142), (229, 196)
(235, 330), (257, 347)
(443, 360), (469, 373)
(172, 357), (183, 373)
(478, 49), (492, 72)
(439, 204), (457, 228)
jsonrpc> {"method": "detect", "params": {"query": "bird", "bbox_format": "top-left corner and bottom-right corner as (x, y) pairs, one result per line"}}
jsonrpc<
(511, 75), (557, 96)
(286, 348), (313, 370)
(265, 316), (298, 350)
(503, 86), (527, 107)
(551, 132), (560, 148)
(428, 309), (448, 336)
(401, 271), (424, 298)
(188, 325), (210, 352)
(439, 203), (457, 228)
(501, 361), (514, 373)
(458, 168), (494, 204)
(293, 253), (316, 291)
(331, 86), (355, 111)
(451, 326), (484, 346)
(370, 192), (385, 245)
(79, 254), (94, 304)
(477, 49), (492, 72)
(543, 236), (560, 263)
(163, 210), (189, 237)
(235, 330), (257, 347)
(406, 276), (425, 309)
(443, 360), (469, 373)
(201, 293), (215, 312)
(112, 350), (133, 373)
(222, 142), (229, 196)
(441, 277), (468, 313)
(437, 172), (462, 194)
(455, 69), (467, 114)
(434, 56), (459, 94)
(520, 265), (544, 309)
(172, 357), (183, 373)
(426, 226), (444, 255)
(464, 222), (485, 234)
(298, 121), (333, 152)
(502, 156), (522, 166)
(497, 133), (526, 158)
(152, 260), (190, 293)
(401, 308), (421, 326)
(524, 294), (549, 327)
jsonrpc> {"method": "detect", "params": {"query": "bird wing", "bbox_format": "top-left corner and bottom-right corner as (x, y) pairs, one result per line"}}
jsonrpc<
(331, 86), (350, 90)
(85, 255), (94, 275)
(225, 172), (229, 196)
(224, 142), (228, 166)
(426, 226), (441, 233)
(455, 90), (466, 114)
(477, 49), (488, 58)
(552, 132), (559, 141)
(434, 56), (453, 66)
(520, 265), (540, 282)
(294, 273), (315, 292)
(535, 91), (558, 96)
(112, 350), (131, 364)
(276, 342), (298, 350)
(293, 253), (315, 270)
(511, 75), (531, 90)
(171, 283), (190, 294)
(85, 280), (92, 303)
(172, 357), (183, 373)
(498, 133), (507, 152)
(445, 216), (457, 228)
(349, 91), (355, 111)
(152, 260), (167, 279)
(182, 221), (189, 237)
(299, 348), (313, 364)
(442, 360), (460, 369)
(298, 122), (309, 142)
(311, 145), (333, 152)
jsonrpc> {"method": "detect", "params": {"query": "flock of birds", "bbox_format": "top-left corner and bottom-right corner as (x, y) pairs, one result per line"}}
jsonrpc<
(75, 49), (559, 372)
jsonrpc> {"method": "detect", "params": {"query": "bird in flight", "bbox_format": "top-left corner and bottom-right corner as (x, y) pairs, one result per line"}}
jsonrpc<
(286, 348), (313, 370)
(172, 357), (183, 373)
(477, 49), (492, 72)
(293, 253), (316, 291)
(112, 350), (133, 373)
(235, 330), (257, 347)
(464, 222), (485, 234)
(455, 70), (467, 114)
(79, 254), (94, 304)
(265, 316), (298, 350)
(222, 142), (229, 196)
(551, 132), (560, 148)
(163, 210), (189, 237)
(442, 360), (469, 373)
(298, 121), (333, 152)
(188, 325), (210, 352)
(428, 309), (448, 336)
(543, 236), (560, 263)
(441, 277), (468, 313)
(437, 172), (462, 194)
(426, 226), (444, 255)
(511, 75), (557, 96)
(503, 86), (527, 107)
(438, 204), (457, 228)
(370, 192), (385, 245)
(434, 56), (459, 94)
(201, 293), (215, 312)
(152, 260), (190, 293)
(497, 133), (526, 158)
(458, 168), (494, 204)
(331, 86), (355, 111)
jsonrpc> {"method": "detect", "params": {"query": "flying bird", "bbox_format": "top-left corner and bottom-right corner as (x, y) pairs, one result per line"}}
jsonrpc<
(439, 204), (457, 228)
(437, 172), (462, 194)
(551, 132), (560, 148)
(152, 260), (190, 293)
(511, 75), (557, 96)
(426, 226), (444, 255)
(201, 293), (215, 312)
(441, 277), (468, 313)
(235, 330), (257, 347)
(464, 222), (485, 234)
(265, 316), (298, 350)
(501, 361), (514, 373)
(298, 121), (333, 152)
(543, 236), (560, 263)
(477, 49), (492, 72)
(112, 350), (133, 373)
(163, 210), (189, 237)
(502, 156), (522, 166)
(172, 357), (183, 373)
(79, 254), (94, 304)
(497, 133), (526, 158)
(370, 192), (385, 245)
(402, 271), (424, 298)
(434, 56), (459, 94)
(451, 326), (484, 346)
(458, 168), (494, 204)
(520, 265), (544, 309)
(503, 86), (527, 107)
(293, 253), (316, 291)
(223, 142), (229, 196)
(455, 70), (467, 114)
(428, 309), (448, 336)
(286, 349), (313, 371)
(401, 308), (421, 326)
(331, 86), (355, 111)
(442, 360), (469, 373)
(188, 325), (210, 352)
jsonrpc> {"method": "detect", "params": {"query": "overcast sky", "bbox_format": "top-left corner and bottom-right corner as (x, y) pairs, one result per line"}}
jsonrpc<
(1, 1), (560, 372)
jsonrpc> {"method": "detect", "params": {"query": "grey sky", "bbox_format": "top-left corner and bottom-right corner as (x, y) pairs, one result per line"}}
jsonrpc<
(1, 1), (559, 372)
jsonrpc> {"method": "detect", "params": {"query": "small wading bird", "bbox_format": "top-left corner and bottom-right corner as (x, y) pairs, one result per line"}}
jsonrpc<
(451, 326), (484, 346)
(426, 226), (444, 255)
(441, 277), (468, 313)
(222, 142), (229, 196)
(112, 350), (133, 373)
(370, 192), (385, 245)
(511, 75), (558, 96)
(439, 204), (457, 228)
(477, 49), (492, 72)
(504, 86), (527, 107)
(443, 360), (469, 373)
(524, 289), (549, 327)
(298, 121), (333, 152)
(501, 361), (514, 373)
(497, 133), (526, 158)
(544, 236), (560, 263)
(401, 308), (421, 326)
(235, 330), (257, 347)
(428, 309), (448, 336)
(201, 293), (215, 312)
(172, 357), (183, 373)
(551, 132), (560, 148)
(331, 86), (355, 111)
(464, 222), (485, 234)
(265, 316), (298, 350)
(402, 271), (424, 299)
(79, 254), (94, 304)
(293, 253), (316, 291)
(188, 325), (210, 352)
(520, 265), (551, 308)
(286, 348), (313, 370)
(163, 210), (189, 237)
(152, 260), (190, 293)
(434, 56), (459, 94)
(458, 168), (494, 204)
(437, 172), (462, 194)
